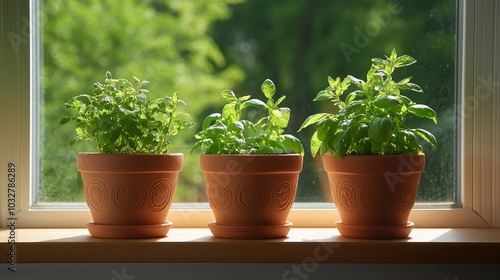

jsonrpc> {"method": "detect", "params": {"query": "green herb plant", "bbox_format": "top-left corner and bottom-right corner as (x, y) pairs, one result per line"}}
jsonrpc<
(299, 49), (437, 159)
(192, 79), (304, 155)
(61, 71), (195, 154)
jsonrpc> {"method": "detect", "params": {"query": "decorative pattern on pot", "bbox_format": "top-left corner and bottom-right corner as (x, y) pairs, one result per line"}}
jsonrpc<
(149, 179), (173, 212)
(207, 183), (232, 210)
(112, 178), (146, 212)
(335, 179), (359, 212)
(363, 184), (391, 212)
(395, 183), (417, 212)
(86, 178), (108, 211)
(236, 180), (266, 212)
(271, 180), (295, 212)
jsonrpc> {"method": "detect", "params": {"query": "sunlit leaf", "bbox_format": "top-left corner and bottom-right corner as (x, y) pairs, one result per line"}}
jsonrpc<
(310, 131), (322, 157)
(395, 55), (417, 68)
(299, 113), (331, 131)
(281, 134), (304, 155)
(408, 104), (437, 123)
(221, 89), (237, 102)
(242, 99), (266, 109)
(261, 78), (276, 99)
(412, 128), (437, 149)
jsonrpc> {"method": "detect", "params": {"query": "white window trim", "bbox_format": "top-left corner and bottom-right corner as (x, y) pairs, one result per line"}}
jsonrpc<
(1, 0), (498, 229)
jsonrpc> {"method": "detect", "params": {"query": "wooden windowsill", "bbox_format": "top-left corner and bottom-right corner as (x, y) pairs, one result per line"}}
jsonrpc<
(1, 228), (499, 263)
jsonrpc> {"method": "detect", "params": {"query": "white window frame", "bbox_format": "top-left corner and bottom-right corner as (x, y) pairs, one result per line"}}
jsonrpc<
(1, 0), (499, 228)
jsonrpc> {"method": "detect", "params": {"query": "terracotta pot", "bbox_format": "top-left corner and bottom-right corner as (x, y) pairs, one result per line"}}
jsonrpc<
(77, 153), (183, 238)
(200, 154), (303, 239)
(323, 153), (425, 239)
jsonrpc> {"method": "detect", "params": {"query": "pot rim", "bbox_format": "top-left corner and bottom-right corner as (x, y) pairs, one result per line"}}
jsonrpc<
(323, 153), (425, 174)
(325, 153), (425, 158)
(77, 153), (184, 172)
(200, 153), (302, 156)
(200, 153), (303, 173)
(77, 152), (184, 156)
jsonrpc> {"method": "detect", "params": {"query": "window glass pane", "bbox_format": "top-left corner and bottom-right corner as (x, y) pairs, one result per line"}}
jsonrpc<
(37, 0), (457, 205)
(210, 0), (458, 203)
(37, 0), (245, 203)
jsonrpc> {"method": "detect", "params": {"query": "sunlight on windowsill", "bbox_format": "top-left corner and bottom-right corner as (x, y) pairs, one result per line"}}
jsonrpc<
(1, 227), (499, 263)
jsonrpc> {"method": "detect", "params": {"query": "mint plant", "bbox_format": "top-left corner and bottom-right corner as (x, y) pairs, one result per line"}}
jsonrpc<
(60, 71), (195, 154)
(192, 79), (304, 155)
(299, 49), (437, 159)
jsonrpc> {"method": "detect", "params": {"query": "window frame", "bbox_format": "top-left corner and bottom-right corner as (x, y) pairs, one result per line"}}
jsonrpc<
(1, 0), (498, 229)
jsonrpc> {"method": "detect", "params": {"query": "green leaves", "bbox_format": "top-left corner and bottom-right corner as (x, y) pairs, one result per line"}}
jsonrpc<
(395, 55), (417, 68)
(374, 95), (403, 109)
(261, 78), (276, 98)
(281, 134), (304, 155)
(298, 113), (331, 131)
(221, 89), (237, 102)
(270, 107), (291, 128)
(202, 113), (222, 130)
(61, 72), (195, 154)
(301, 49), (438, 158)
(192, 79), (304, 155)
(241, 99), (266, 109)
(412, 128), (437, 149)
(369, 117), (393, 143)
(408, 104), (438, 123)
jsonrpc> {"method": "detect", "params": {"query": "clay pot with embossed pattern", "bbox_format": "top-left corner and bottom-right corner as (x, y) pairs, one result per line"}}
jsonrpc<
(77, 153), (182, 238)
(200, 154), (303, 239)
(323, 154), (425, 239)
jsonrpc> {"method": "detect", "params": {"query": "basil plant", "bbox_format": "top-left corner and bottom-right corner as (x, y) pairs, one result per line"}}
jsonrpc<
(300, 49), (437, 159)
(192, 79), (304, 155)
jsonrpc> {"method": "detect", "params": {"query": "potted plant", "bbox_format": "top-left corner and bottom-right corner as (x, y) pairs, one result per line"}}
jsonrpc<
(60, 71), (195, 238)
(299, 49), (437, 239)
(192, 79), (304, 239)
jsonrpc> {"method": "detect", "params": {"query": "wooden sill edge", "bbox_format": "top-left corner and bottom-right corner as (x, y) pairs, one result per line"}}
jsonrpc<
(1, 228), (499, 263)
